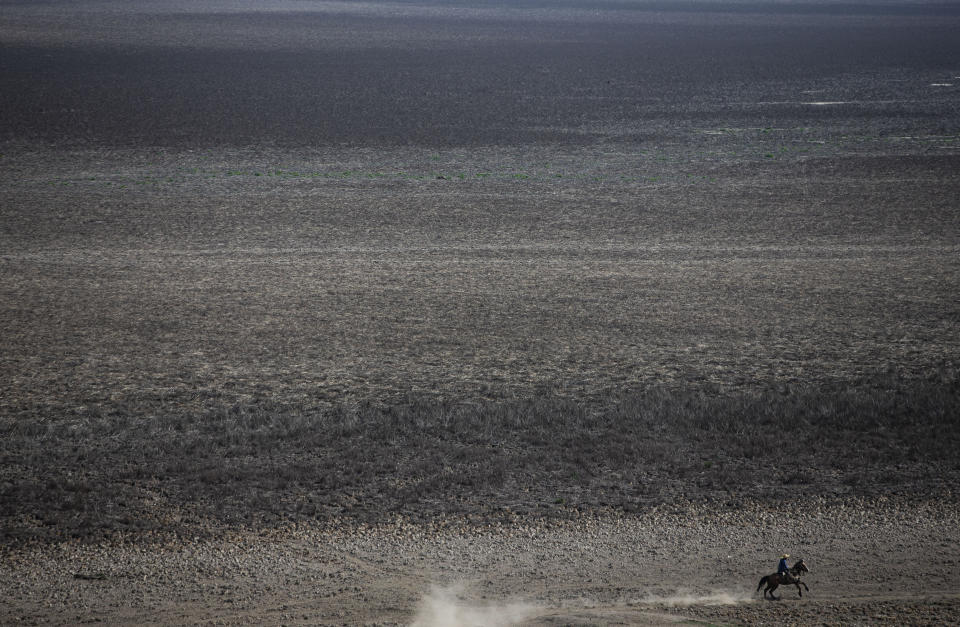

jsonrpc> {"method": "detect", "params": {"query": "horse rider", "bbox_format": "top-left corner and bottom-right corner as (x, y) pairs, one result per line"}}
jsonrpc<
(778, 554), (791, 579)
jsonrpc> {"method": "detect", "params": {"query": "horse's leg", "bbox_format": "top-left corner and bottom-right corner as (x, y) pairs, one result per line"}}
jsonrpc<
(769, 582), (779, 600)
(796, 582), (802, 597)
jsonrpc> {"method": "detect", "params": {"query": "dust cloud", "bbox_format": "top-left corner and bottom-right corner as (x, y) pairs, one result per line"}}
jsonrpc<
(411, 583), (754, 626)
(637, 590), (753, 607)
(411, 584), (540, 627)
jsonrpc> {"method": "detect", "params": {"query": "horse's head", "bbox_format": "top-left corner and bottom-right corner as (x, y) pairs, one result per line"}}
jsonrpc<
(792, 559), (809, 575)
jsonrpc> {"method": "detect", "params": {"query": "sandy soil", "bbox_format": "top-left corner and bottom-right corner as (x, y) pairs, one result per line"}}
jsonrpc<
(4, 497), (959, 625)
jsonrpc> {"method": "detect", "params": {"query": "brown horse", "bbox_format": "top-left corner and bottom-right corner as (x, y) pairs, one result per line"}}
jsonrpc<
(757, 559), (810, 599)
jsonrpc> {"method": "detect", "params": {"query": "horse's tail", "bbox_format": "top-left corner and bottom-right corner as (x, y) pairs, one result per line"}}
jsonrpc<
(757, 575), (768, 592)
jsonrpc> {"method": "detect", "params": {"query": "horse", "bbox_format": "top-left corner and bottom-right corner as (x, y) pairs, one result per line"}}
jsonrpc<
(757, 559), (810, 599)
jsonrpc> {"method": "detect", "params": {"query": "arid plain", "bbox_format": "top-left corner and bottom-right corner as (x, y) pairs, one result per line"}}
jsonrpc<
(2, 1), (959, 624)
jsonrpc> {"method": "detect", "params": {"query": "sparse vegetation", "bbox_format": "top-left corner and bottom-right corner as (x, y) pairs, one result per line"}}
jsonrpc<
(1, 0), (959, 554)
(3, 139), (959, 547)
(2, 373), (958, 544)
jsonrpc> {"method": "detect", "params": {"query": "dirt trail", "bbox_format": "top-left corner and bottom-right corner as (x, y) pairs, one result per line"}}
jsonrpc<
(3, 498), (958, 625)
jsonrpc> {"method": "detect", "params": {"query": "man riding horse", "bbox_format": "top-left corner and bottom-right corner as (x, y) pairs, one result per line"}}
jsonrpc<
(758, 556), (810, 599)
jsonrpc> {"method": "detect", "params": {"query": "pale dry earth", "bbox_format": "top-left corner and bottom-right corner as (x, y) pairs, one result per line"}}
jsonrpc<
(3, 498), (960, 625)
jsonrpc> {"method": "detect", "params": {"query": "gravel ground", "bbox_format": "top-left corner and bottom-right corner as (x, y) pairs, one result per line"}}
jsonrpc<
(3, 496), (958, 625)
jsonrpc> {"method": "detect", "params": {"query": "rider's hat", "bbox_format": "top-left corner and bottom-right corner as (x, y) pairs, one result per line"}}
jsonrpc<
(780, 553), (790, 559)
